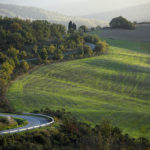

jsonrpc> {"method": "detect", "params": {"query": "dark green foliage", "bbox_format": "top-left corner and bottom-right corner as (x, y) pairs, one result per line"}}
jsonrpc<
(0, 109), (149, 150)
(110, 16), (136, 29)
(7, 47), (19, 65)
(53, 49), (64, 60)
(0, 16), (66, 52)
(38, 48), (48, 61)
(0, 52), (8, 64)
(33, 45), (38, 54)
(79, 25), (88, 33)
(19, 51), (27, 60)
(68, 21), (77, 33)
(95, 40), (109, 54)
(84, 34), (99, 44)
(48, 45), (56, 55)
(0, 78), (7, 96)
(83, 45), (93, 56)
(20, 61), (29, 72)
(89, 25), (102, 31)
(65, 32), (84, 49)
(51, 23), (66, 39)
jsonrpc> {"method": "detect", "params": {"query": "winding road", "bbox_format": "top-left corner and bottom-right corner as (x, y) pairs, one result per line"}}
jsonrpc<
(0, 113), (54, 135)
(0, 43), (95, 134)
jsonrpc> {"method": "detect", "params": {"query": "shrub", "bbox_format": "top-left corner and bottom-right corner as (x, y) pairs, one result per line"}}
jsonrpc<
(53, 50), (64, 60)
(95, 40), (109, 54)
(84, 34), (99, 44)
(83, 45), (93, 56)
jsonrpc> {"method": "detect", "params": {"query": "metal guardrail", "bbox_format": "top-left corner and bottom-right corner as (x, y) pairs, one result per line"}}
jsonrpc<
(0, 113), (54, 135)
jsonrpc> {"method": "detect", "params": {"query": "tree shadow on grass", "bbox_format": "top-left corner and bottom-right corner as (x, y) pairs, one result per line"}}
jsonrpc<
(104, 38), (150, 54)
(84, 59), (150, 73)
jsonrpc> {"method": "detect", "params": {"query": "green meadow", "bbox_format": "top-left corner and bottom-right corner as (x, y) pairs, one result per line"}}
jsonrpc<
(7, 39), (150, 139)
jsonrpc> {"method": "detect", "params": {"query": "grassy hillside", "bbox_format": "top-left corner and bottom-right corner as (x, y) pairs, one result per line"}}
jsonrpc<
(7, 40), (150, 139)
(90, 24), (150, 42)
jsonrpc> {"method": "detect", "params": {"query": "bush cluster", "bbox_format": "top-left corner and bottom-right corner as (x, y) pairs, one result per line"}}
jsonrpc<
(110, 16), (136, 29)
(0, 109), (149, 150)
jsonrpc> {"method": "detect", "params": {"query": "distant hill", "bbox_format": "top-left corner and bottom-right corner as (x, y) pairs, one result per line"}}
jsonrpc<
(83, 3), (150, 22)
(0, 3), (107, 27)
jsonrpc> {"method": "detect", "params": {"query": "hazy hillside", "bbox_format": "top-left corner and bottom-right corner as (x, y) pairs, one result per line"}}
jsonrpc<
(0, 3), (107, 27)
(83, 3), (150, 22)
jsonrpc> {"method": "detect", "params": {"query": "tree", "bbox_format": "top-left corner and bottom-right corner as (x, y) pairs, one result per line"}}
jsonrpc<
(0, 78), (7, 96)
(10, 22), (22, 31)
(39, 48), (48, 61)
(95, 41), (109, 54)
(79, 25), (88, 33)
(72, 23), (77, 30)
(48, 45), (56, 55)
(96, 25), (101, 30)
(68, 21), (77, 33)
(83, 45), (93, 56)
(68, 21), (73, 31)
(33, 45), (38, 54)
(7, 47), (19, 65)
(53, 50), (64, 60)
(84, 34), (99, 44)
(20, 51), (27, 59)
(7, 47), (19, 58)
(8, 32), (25, 49)
(110, 16), (135, 29)
(0, 52), (8, 64)
(20, 61), (29, 72)
(0, 61), (14, 80)
(66, 32), (84, 48)
(59, 44), (65, 52)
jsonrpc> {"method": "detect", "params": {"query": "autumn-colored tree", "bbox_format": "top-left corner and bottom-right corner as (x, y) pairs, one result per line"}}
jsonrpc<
(20, 61), (29, 72)
(48, 45), (56, 55)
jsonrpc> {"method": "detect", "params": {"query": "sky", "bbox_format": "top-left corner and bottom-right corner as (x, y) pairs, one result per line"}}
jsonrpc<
(0, 0), (150, 16)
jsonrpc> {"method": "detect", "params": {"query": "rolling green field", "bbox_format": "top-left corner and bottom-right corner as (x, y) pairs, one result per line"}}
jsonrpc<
(7, 39), (150, 139)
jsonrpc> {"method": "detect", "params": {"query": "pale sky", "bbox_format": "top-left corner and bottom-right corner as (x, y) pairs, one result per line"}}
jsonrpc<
(0, 0), (150, 16)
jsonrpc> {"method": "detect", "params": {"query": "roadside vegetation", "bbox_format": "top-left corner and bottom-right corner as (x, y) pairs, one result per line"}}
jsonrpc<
(0, 116), (17, 131)
(0, 109), (150, 150)
(0, 116), (27, 131)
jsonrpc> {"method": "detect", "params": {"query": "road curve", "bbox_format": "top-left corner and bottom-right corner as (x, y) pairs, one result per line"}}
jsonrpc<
(0, 113), (54, 135)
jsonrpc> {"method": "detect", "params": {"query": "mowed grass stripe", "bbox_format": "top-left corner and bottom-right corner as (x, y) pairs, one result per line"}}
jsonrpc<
(7, 41), (150, 139)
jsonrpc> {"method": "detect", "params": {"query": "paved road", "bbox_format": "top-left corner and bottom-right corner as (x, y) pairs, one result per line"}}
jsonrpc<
(0, 114), (53, 135)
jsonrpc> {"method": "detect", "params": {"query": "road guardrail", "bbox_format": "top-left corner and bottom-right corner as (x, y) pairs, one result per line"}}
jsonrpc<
(0, 113), (54, 135)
